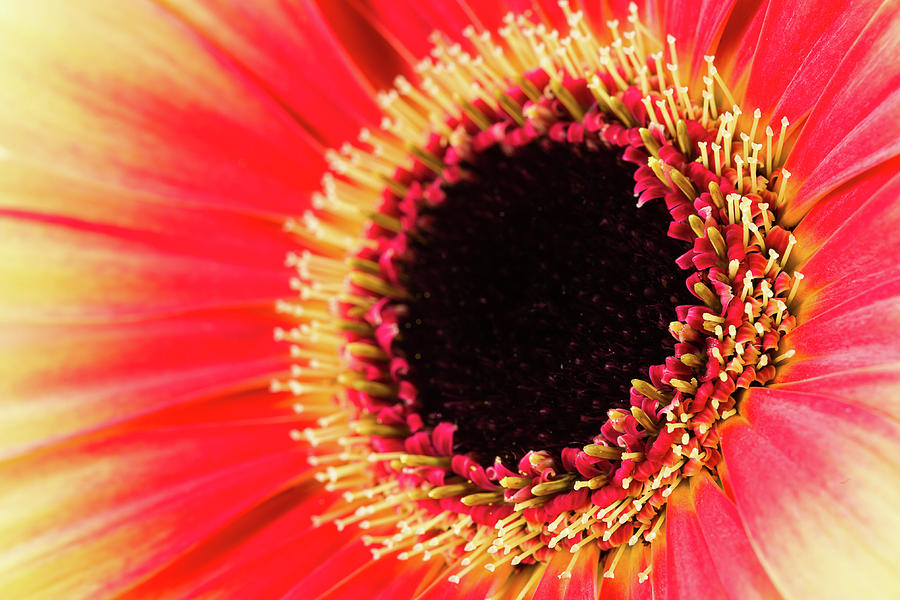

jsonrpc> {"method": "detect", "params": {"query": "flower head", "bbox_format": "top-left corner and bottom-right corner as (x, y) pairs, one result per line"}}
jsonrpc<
(1, 1), (898, 599)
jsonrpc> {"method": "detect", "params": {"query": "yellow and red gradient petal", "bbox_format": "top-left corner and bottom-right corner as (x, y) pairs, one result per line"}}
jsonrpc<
(741, 0), (883, 123)
(0, 401), (307, 599)
(280, 538), (402, 599)
(648, 528), (669, 599)
(0, 161), (299, 264)
(562, 543), (601, 600)
(775, 367), (900, 427)
(0, 4), (892, 594)
(0, 309), (288, 457)
(296, 543), (431, 600)
(410, 560), (508, 600)
(308, 1), (417, 89)
(720, 388), (900, 599)
(531, 545), (601, 600)
(0, 218), (290, 321)
(782, 2), (900, 224)
(578, 1), (654, 36)
(0, 0), (325, 218)
(780, 164), (900, 419)
(597, 545), (652, 600)
(368, 559), (440, 600)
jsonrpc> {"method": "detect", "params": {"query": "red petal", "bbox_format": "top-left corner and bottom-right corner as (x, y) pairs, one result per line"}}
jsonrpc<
(115, 482), (343, 598)
(742, 0), (882, 123)
(782, 3), (900, 223)
(159, 0), (382, 145)
(660, 0), (741, 79)
(720, 388), (900, 598)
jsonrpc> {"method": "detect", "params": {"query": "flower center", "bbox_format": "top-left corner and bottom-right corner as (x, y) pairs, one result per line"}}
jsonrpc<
(395, 137), (692, 463)
(278, 3), (805, 591)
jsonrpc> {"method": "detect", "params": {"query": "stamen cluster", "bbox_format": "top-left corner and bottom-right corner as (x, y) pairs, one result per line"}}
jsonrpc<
(272, 1), (802, 588)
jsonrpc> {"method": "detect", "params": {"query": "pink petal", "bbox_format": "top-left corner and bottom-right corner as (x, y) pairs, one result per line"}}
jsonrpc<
(774, 367), (900, 424)
(782, 2), (900, 223)
(792, 159), (899, 262)
(741, 0), (882, 123)
(689, 472), (783, 599)
(777, 294), (900, 384)
(720, 388), (900, 598)
(793, 169), (900, 320)
(661, 482), (730, 599)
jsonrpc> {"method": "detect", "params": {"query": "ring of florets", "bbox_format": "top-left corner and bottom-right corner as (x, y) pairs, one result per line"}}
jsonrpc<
(275, 5), (801, 584)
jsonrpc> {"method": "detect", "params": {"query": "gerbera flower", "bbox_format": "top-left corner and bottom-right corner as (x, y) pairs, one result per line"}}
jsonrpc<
(1, 0), (897, 599)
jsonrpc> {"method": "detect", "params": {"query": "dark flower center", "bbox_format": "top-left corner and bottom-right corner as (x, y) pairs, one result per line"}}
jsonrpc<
(394, 136), (693, 463)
